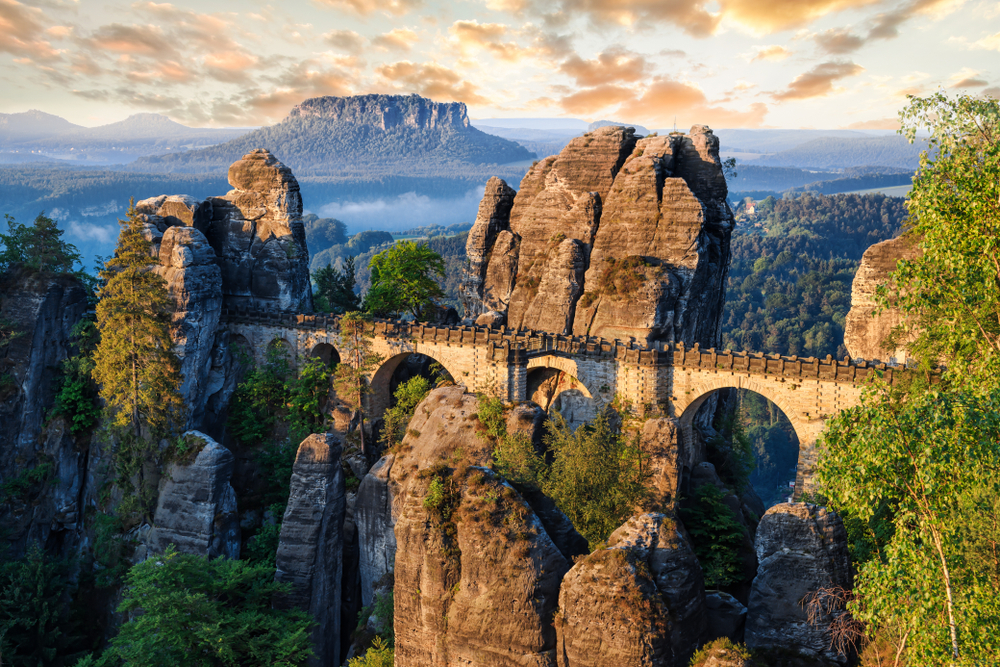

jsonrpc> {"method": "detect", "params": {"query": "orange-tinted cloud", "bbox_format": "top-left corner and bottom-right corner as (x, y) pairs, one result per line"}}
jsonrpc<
(618, 78), (768, 127)
(970, 32), (1000, 51)
(721, 0), (881, 33)
(372, 28), (419, 51)
(560, 84), (636, 114)
(553, 0), (719, 37)
(773, 60), (864, 100)
(814, 28), (865, 53)
(868, 0), (958, 40)
(983, 86), (1000, 98)
(376, 61), (489, 105)
(751, 45), (790, 61)
(314, 0), (422, 17)
(0, 0), (62, 60)
(559, 47), (653, 86)
(324, 29), (365, 54)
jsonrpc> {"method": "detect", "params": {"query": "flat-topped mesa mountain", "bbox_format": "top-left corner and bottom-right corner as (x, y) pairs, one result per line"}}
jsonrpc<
(463, 124), (734, 346)
(134, 94), (534, 176)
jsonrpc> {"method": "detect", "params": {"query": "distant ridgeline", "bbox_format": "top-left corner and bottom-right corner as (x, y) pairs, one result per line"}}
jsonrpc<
(131, 95), (534, 178)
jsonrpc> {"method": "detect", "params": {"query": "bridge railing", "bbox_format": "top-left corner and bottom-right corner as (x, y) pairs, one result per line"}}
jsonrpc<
(220, 305), (914, 385)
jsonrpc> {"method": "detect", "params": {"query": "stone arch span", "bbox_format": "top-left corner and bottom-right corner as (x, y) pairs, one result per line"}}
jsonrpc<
(526, 355), (601, 431)
(309, 342), (341, 367)
(368, 351), (464, 421)
(676, 375), (827, 497)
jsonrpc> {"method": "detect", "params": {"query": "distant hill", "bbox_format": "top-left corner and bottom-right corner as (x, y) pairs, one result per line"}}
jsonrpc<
(715, 129), (878, 153)
(757, 135), (926, 170)
(0, 110), (83, 143)
(588, 119), (650, 134)
(134, 95), (535, 176)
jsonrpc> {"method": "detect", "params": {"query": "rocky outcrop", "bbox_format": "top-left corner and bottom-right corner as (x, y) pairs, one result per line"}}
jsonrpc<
(386, 386), (571, 667)
(275, 433), (346, 667)
(844, 234), (922, 362)
(356, 454), (397, 608)
(705, 592), (747, 642)
(137, 149), (313, 313)
(745, 503), (851, 664)
(556, 513), (707, 667)
(641, 417), (688, 510)
(155, 226), (223, 429)
(151, 431), (240, 559)
(465, 125), (734, 346)
(0, 267), (89, 555)
(290, 94), (472, 131)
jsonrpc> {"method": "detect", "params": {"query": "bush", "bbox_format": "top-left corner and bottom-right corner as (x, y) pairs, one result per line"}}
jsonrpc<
(95, 545), (312, 666)
(229, 347), (289, 447)
(347, 636), (393, 667)
(680, 484), (746, 589)
(380, 376), (432, 452)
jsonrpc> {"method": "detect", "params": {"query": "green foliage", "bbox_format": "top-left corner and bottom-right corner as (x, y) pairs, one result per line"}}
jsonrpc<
(722, 192), (906, 358)
(92, 200), (184, 515)
(891, 92), (1000, 384)
(94, 545), (312, 667)
(92, 511), (128, 588)
(363, 241), (446, 319)
(477, 396), (544, 489)
(244, 517), (283, 568)
(302, 214), (347, 254)
(0, 461), (53, 504)
(706, 405), (755, 493)
(334, 311), (383, 456)
(229, 345), (290, 447)
(0, 544), (87, 666)
(741, 391), (799, 507)
(379, 376), (432, 452)
(542, 410), (650, 550)
(287, 356), (335, 445)
(687, 637), (752, 667)
(347, 636), (393, 667)
(52, 319), (101, 435)
(0, 211), (80, 274)
(312, 255), (360, 314)
(819, 387), (1000, 663)
(680, 484), (746, 589)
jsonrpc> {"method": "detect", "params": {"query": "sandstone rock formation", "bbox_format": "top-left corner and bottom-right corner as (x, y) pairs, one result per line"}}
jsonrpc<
(0, 267), (90, 555)
(745, 503), (851, 664)
(705, 592), (747, 643)
(275, 433), (346, 667)
(151, 431), (240, 559)
(377, 386), (572, 667)
(557, 513), (708, 667)
(464, 125), (734, 346)
(137, 148), (313, 313)
(844, 233), (922, 362)
(155, 226), (223, 428)
(355, 454), (398, 608)
(641, 417), (689, 510)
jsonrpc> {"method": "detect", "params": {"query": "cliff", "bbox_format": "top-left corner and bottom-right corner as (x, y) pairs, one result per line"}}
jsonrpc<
(463, 125), (734, 346)
(133, 94), (533, 175)
(843, 233), (922, 362)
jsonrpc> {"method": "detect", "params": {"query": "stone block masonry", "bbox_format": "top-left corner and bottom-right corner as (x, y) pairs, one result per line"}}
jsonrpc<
(220, 306), (915, 494)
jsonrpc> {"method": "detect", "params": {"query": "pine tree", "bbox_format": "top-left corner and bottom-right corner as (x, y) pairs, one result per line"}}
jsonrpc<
(91, 200), (184, 513)
(334, 311), (383, 456)
(313, 255), (360, 314)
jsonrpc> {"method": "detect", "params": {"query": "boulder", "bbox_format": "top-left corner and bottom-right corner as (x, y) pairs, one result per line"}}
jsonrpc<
(557, 513), (707, 667)
(151, 431), (240, 559)
(705, 592), (747, 642)
(475, 310), (506, 328)
(745, 503), (851, 664)
(844, 234), (922, 363)
(275, 433), (346, 667)
(155, 226), (224, 430)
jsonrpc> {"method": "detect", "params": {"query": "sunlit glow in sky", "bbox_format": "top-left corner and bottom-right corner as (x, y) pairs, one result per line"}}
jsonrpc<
(1, 0), (997, 129)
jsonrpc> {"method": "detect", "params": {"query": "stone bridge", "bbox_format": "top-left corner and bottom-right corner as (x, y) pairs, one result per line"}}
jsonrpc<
(222, 307), (912, 494)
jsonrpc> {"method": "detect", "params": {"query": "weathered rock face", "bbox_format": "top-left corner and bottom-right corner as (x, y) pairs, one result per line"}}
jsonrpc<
(275, 433), (346, 667)
(557, 513), (708, 667)
(137, 149), (313, 313)
(151, 431), (240, 559)
(745, 503), (851, 664)
(289, 94), (471, 131)
(844, 234), (922, 362)
(155, 226), (223, 429)
(641, 417), (689, 510)
(355, 454), (398, 608)
(705, 592), (747, 643)
(466, 125), (734, 346)
(0, 268), (89, 555)
(384, 387), (572, 667)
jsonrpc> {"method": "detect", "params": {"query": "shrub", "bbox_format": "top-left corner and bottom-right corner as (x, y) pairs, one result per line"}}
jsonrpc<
(380, 376), (432, 452)
(680, 484), (746, 589)
(347, 636), (393, 667)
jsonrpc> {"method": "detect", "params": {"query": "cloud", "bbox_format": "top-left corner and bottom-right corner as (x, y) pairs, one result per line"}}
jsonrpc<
(618, 77), (768, 127)
(984, 86), (1000, 98)
(66, 220), (117, 245)
(323, 29), (366, 54)
(814, 28), (865, 53)
(949, 67), (987, 88)
(376, 61), (489, 105)
(447, 21), (571, 63)
(81, 23), (178, 57)
(868, 0), (961, 39)
(722, 0), (883, 33)
(313, 0), (422, 17)
(751, 45), (790, 61)
(0, 0), (63, 60)
(969, 31), (1000, 51)
(372, 27), (419, 51)
(845, 117), (900, 129)
(545, 0), (720, 37)
(559, 84), (636, 114)
(318, 188), (485, 235)
(772, 60), (865, 100)
(558, 47), (653, 86)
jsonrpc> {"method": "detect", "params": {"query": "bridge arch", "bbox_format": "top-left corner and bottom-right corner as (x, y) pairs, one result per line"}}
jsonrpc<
(526, 355), (600, 431)
(368, 351), (463, 421)
(309, 342), (341, 367)
(676, 375), (826, 497)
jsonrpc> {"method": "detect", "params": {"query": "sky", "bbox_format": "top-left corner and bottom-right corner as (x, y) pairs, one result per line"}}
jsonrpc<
(1, 0), (998, 130)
